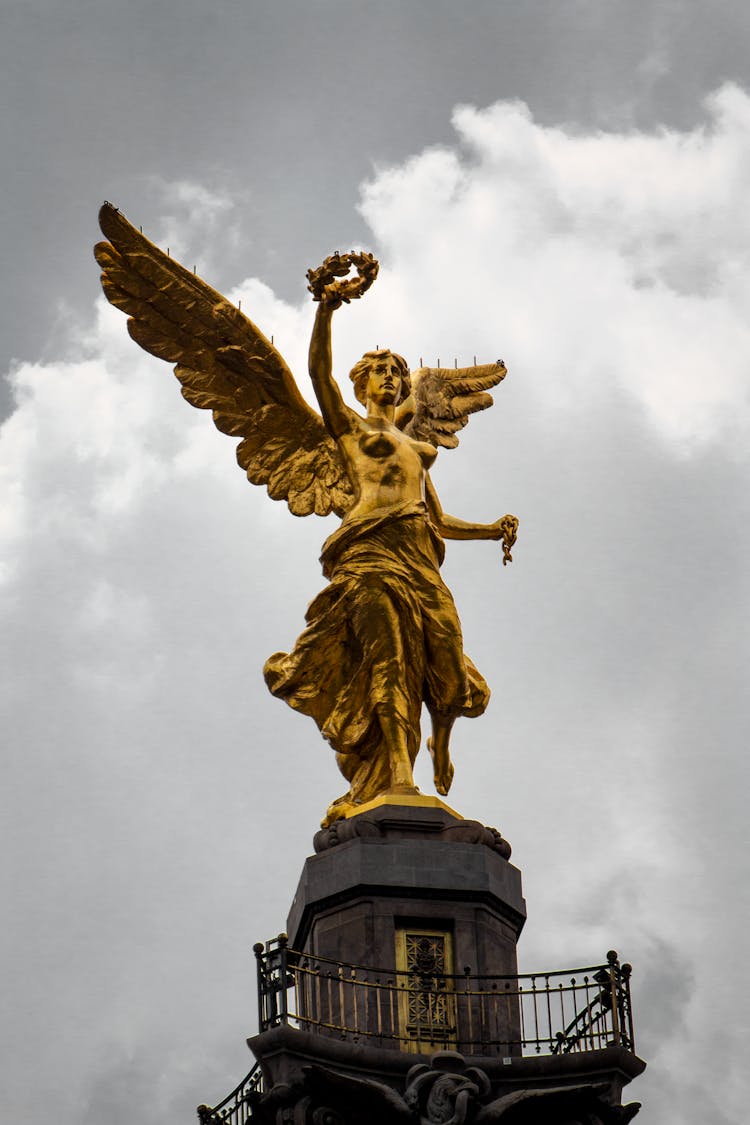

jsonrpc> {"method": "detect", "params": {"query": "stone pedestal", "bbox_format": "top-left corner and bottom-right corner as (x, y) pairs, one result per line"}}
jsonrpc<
(289, 799), (524, 967)
(237, 799), (646, 1125)
(241, 801), (647, 1125)
(285, 798), (525, 1053)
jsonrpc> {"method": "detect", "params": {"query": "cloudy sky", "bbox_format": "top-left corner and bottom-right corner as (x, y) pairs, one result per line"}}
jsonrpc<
(2, 2), (748, 1123)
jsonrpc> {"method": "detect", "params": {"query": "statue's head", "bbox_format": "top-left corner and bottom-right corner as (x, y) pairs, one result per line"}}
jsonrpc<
(349, 350), (411, 406)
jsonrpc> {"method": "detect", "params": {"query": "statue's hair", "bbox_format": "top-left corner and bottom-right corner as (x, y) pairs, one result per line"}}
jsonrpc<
(348, 350), (411, 406)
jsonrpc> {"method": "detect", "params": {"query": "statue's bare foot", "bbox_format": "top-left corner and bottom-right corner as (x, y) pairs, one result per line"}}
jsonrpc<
(427, 735), (454, 796)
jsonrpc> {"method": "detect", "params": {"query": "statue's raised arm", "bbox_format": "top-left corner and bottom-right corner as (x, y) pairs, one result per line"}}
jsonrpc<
(305, 251), (379, 440)
(95, 205), (519, 826)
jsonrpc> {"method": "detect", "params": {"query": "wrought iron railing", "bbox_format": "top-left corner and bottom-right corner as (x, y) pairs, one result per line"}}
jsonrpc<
(253, 936), (635, 1058)
(197, 1063), (264, 1125)
(197, 943), (636, 1123)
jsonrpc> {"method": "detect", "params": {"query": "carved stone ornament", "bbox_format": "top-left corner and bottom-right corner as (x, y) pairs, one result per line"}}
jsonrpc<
(242, 1052), (640, 1125)
(404, 1052), (492, 1125)
(313, 815), (512, 858)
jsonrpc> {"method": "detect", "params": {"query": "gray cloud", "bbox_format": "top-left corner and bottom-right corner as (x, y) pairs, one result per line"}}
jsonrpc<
(4, 0), (750, 418)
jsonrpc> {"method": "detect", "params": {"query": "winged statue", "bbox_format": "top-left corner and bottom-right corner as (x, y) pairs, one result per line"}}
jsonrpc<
(95, 201), (518, 826)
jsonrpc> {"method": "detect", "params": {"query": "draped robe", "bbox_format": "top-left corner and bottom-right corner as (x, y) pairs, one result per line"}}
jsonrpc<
(264, 500), (490, 815)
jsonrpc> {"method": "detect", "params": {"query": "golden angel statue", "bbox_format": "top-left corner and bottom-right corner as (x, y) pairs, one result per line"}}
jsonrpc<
(95, 202), (518, 826)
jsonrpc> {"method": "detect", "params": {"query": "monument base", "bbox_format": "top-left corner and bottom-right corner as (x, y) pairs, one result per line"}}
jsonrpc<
(200, 803), (646, 1124)
(291, 801), (524, 983)
(246, 1028), (645, 1124)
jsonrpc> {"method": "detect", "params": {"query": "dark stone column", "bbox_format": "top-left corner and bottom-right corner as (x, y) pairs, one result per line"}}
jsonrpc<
(285, 801), (525, 1052)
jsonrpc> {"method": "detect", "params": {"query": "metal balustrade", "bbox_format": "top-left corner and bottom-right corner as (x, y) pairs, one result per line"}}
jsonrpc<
(197, 1063), (263, 1125)
(254, 937), (635, 1057)
(197, 942), (636, 1123)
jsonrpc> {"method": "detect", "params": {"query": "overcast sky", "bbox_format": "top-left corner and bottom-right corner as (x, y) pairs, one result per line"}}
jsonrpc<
(2, 3), (748, 1124)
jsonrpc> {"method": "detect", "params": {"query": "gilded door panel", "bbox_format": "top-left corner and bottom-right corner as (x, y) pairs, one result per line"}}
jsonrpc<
(395, 927), (456, 1052)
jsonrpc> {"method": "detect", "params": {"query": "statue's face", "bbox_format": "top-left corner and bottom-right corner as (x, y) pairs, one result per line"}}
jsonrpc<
(364, 354), (402, 405)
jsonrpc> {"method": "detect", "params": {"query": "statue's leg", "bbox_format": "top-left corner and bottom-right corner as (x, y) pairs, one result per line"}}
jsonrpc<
(350, 584), (416, 793)
(427, 710), (455, 796)
(376, 705), (415, 790)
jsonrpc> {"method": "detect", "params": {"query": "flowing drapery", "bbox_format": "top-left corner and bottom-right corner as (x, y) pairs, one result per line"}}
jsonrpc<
(264, 501), (489, 815)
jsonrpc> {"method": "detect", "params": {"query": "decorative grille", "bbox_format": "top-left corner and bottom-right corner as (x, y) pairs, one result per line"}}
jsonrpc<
(395, 928), (456, 1049)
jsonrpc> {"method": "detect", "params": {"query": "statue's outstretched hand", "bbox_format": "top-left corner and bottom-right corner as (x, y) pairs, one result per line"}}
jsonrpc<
(492, 515), (519, 566)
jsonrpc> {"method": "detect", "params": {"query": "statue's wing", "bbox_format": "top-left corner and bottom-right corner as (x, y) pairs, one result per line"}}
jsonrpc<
(94, 202), (353, 518)
(301, 1064), (412, 1124)
(475, 1082), (641, 1123)
(404, 360), (507, 449)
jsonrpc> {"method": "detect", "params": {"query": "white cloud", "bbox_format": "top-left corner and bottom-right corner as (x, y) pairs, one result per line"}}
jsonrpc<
(356, 84), (750, 450)
(2, 92), (748, 1125)
(135, 176), (252, 280)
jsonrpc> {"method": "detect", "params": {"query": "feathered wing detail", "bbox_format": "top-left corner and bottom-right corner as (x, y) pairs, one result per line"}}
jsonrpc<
(475, 1083), (641, 1124)
(94, 202), (353, 518)
(301, 1064), (413, 1125)
(404, 360), (507, 449)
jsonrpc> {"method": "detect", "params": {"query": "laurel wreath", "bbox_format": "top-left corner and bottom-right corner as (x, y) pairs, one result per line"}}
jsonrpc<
(306, 251), (379, 306)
